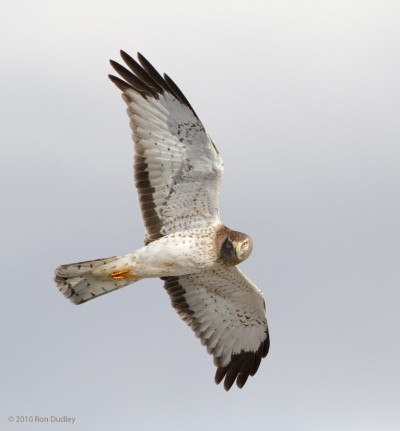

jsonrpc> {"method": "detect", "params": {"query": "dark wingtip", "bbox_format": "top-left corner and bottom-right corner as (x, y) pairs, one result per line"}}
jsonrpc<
(215, 365), (228, 386)
(236, 373), (250, 389)
(120, 50), (138, 68)
(109, 60), (127, 77)
(263, 332), (270, 357)
(108, 74), (132, 92)
(214, 339), (269, 390)
(136, 51), (147, 66)
(109, 50), (199, 119)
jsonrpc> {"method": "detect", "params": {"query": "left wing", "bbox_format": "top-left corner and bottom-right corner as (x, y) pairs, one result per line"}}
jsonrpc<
(109, 52), (224, 244)
(163, 267), (269, 390)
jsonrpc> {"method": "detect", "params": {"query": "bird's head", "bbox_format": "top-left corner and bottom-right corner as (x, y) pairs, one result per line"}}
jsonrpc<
(220, 230), (253, 264)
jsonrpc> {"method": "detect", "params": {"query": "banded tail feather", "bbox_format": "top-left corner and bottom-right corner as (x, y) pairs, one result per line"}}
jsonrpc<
(55, 255), (140, 305)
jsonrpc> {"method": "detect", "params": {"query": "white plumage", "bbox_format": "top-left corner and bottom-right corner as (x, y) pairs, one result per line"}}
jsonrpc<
(55, 51), (269, 390)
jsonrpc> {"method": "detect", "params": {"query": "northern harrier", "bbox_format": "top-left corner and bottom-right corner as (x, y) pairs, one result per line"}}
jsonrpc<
(55, 51), (270, 390)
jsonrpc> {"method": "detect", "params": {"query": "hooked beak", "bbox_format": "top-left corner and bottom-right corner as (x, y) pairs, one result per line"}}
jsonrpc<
(234, 243), (240, 255)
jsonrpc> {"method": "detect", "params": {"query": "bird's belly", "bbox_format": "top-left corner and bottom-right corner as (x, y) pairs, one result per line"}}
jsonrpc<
(132, 230), (218, 278)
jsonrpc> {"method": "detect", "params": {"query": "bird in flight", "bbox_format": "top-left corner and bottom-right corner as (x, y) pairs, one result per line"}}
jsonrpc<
(55, 51), (270, 390)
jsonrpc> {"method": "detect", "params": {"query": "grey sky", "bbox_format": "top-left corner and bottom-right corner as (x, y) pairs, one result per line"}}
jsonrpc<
(1, 1), (399, 430)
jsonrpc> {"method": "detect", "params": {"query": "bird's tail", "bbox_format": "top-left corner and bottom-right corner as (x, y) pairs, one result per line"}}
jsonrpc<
(55, 254), (140, 305)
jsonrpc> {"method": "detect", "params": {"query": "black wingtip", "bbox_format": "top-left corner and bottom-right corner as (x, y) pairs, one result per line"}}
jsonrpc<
(120, 50), (138, 68)
(214, 339), (269, 390)
(263, 333), (270, 357)
(109, 50), (199, 119)
(108, 74), (132, 92)
(236, 373), (250, 389)
(215, 365), (228, 386)
(136, 51), (147, 66)
(109, 59), (124, 75)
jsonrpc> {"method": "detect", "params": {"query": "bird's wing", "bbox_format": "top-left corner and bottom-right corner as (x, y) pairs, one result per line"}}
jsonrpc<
(163, 266), (269, 390)
(109, 51), (224, 244)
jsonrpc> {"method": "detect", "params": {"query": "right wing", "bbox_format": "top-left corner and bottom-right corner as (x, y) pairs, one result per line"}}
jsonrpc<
(109, 51), (224, 244)
(163, 266), (270, 391)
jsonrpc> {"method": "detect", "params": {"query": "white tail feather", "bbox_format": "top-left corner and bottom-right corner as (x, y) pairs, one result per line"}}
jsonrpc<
(55, 256), (139, 304)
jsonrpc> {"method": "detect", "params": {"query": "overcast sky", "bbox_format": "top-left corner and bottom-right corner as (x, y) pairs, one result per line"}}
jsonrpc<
(1, 1), (400, 430)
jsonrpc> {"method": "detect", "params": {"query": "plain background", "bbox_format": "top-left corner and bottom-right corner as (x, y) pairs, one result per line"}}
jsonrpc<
(1, 1), (399, 430)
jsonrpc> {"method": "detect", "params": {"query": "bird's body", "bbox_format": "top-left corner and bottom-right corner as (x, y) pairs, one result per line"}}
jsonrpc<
(57, 225), (226, 302)
(55, 51), (270, 390)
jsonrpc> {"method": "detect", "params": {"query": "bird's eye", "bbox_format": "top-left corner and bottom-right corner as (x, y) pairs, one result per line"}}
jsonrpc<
(226, 240), (233, 249)
(242, 241), (248, 249)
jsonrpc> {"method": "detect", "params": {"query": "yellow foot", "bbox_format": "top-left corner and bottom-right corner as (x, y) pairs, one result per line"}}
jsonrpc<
(111, 269), (132, 280)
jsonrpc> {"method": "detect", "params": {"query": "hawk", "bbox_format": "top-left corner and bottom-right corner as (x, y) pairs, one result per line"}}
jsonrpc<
(55, 51), (270, 390)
